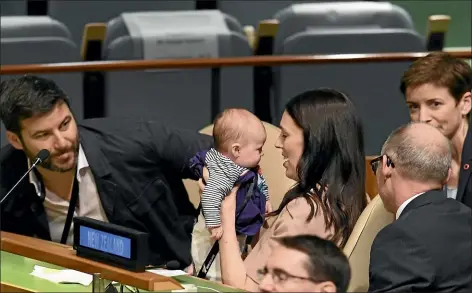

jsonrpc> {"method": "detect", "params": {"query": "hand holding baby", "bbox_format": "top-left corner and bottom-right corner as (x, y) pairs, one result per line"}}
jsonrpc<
(209, 225), (224, 241)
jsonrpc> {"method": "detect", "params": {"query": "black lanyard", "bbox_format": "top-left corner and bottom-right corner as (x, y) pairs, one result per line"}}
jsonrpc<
(35, 168), (80, 245)
(60, 177), (80, 244)
(197, 176), (257, 278)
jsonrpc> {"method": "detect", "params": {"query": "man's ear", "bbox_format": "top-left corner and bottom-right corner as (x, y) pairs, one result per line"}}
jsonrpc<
(444, 167), (452, 185)
(316, 281), (337, 293)
(6, 131), (23, 150)
(231, 142), (241, 158)
(459, 91), (471, 117)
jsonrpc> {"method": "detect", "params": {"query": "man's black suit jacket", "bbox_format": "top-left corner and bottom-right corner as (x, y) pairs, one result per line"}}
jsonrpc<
(0, 117), (213, 269)
(458, 123), (472, 209)
(369, 189), (472, 292)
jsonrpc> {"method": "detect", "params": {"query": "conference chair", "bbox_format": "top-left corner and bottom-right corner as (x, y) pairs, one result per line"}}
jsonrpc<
(247, 1), (421, 155)
(343, 195), (394, 291)
(101, 10), (253, 131)
(0, 16), (82, 147)
(48, 0), (195, 47)
(272, 27), (424, 155)
(272, 1), (415, 50)
(219, 0), (314, 28)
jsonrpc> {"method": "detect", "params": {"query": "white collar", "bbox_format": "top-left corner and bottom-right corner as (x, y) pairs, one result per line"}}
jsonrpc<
(76, 144), (89, 174)
(28, 145), (88, 196)
(395, 192), (424, 219)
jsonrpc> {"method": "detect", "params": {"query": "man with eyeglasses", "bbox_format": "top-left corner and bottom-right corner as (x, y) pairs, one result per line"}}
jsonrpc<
(369, 122), (472, 292)
(257, 235), (350, 292)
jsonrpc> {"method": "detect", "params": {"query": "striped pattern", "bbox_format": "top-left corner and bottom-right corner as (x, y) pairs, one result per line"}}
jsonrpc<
(201, 148), (270, 227)
(201, 148), (247, 227)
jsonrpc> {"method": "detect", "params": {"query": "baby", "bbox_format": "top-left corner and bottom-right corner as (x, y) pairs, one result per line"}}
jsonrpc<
(201, 108), (271, 240)
(190, 108), (272, 281)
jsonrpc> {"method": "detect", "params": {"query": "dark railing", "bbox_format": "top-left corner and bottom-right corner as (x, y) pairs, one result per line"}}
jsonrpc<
(2, 51), (471, 74)
(1, 51), (471, 120)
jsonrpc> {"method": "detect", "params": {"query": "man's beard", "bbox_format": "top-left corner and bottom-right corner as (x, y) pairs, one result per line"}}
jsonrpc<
(23, 134), (80, 173)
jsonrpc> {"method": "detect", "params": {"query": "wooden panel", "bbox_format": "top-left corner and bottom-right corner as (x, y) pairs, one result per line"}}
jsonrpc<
(1, 282), (34, 293)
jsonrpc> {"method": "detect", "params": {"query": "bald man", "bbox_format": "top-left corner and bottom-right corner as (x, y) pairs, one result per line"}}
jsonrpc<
(368, 122), (472, 292)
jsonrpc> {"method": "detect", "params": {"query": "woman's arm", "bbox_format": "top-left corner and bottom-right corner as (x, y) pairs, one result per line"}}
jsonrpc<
(218, 195), (328, 290)
(217, 187), (259, 291)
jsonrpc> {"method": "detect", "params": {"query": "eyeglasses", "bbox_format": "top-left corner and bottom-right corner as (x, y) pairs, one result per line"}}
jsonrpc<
(370, 155), (395, 174)
(257, 266), (321, 285)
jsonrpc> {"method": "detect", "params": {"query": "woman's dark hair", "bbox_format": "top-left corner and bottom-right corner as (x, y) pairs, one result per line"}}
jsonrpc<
(269, 88), (367, 247)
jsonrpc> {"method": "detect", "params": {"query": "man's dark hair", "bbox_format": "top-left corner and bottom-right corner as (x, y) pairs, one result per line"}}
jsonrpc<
(0, 75), (70, 135)
(278, 234), (351, 292)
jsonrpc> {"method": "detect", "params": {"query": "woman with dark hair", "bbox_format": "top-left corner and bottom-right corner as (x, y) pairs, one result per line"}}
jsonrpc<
(272, 88), (367, 246)
(204, 88), (367, 291)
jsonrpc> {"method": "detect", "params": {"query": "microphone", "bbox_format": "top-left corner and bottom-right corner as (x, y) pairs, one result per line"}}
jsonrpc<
(164, 260), (181, 270)
(1, 149), (50, 205)
(146, 260), (181, 270)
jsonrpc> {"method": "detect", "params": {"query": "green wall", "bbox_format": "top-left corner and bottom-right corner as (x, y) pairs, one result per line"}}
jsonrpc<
(391, 0), (471, 48)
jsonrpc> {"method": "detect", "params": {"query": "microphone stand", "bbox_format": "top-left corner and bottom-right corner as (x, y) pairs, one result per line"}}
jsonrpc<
(1, 157), (42, 205)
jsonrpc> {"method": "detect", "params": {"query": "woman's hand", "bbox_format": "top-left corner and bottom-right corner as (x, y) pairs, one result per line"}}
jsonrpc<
(218, 184), (250, 289)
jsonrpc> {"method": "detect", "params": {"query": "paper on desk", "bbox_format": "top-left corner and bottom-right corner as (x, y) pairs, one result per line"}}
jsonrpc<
(30, 265), (93, 286)
(147, 269), (188, 277)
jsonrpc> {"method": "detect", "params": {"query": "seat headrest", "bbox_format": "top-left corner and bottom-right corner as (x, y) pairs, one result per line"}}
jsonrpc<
(103, 10), (250, 60)
(278, 2), (414, 29)
(0, 16), (72, 39)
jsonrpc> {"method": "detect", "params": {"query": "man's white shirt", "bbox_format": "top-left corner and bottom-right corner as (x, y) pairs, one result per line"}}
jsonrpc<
(29, 145), (108, 245)
(395, 192), (424, 219)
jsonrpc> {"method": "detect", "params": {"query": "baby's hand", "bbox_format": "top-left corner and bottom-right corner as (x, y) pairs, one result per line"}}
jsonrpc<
(265, 201), (273, 215)
(209, 226), (223, 241)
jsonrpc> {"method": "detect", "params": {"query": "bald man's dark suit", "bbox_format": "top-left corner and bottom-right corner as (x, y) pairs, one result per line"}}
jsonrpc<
(369, 190), (472, 292)
(457, 124), (472, 208)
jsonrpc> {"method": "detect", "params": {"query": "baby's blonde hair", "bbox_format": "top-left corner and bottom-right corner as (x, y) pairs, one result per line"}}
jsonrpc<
(213, 108), (263, 152)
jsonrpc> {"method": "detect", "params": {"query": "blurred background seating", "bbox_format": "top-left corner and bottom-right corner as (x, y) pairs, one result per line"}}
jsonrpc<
(1, 0), (471, 152)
